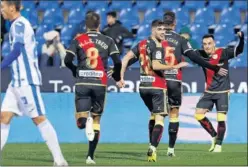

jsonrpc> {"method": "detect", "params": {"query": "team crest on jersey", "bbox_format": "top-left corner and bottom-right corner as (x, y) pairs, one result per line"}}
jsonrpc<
(212, 54), (218, 59)
(155, 51), (162, 59)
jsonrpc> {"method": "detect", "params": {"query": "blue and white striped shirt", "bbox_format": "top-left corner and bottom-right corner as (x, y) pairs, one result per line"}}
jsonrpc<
(9, 16), (42, 87)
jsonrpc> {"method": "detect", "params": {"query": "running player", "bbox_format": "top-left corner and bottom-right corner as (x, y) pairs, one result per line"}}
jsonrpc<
(64, 12), (122, 164)
(118, 20), (188, 162)
(0, 0), (68, 166)
(162, 11), (228, 157)
(195, 32), (244, 152)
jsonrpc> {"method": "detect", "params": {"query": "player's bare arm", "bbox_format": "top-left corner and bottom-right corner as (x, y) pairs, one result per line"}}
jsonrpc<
(117, 50), (136, 88)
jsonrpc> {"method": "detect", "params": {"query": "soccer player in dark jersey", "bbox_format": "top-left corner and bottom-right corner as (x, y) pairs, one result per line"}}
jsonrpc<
(64, 12), (122, 164)
(162, 11), (228, 157)
(118, 20), (188, 162)
(195, 32), (244, 153)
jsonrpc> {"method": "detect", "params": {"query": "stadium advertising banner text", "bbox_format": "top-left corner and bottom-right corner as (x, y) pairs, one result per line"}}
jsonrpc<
(1, 67), (247, 93)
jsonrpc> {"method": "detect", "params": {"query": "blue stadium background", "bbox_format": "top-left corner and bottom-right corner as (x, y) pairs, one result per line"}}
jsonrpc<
(1, 0), (248, 67)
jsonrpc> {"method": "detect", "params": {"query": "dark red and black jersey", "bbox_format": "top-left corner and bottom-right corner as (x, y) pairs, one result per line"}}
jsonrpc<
(164, 30), (193, 81)
(67, 31), (119, 85)
(197, 47), (236, 92)
(131, 37), (167, 89)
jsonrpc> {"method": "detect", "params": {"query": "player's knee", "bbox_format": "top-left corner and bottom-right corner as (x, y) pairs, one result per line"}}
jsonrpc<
(195, 108), (207, 114)
(169, 108), (179, 118)
(169, 117), (179, 123)
(217, 112), (227, 122)
(92, 115), (101, 124)
(155, 114), (165, 126)
(32, 115), (46, 125)
(77, 117), (87, 129)
(150, 114), (155, 121)
(0, 112), (14, 124)
(194, 113), (205, 121)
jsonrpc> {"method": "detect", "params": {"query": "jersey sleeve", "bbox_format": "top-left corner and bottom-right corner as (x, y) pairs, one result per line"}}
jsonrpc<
(223, 47), (235, 60)
(181, 37), (193, 55)
(130, 43), (140, 58)
(13, 21), (25, 44)
(109, 38), (120, 56)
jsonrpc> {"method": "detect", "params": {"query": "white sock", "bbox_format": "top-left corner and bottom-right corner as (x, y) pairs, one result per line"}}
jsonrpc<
(37, 119), (65, 163)
(1, 123), (10, 150)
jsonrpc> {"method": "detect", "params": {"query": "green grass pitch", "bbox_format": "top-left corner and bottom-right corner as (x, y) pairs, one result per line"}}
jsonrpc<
(1, 143), (247, 166)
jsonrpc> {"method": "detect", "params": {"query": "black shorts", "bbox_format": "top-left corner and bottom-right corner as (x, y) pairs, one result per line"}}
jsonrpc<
(139, 88), (168, 115)
(196, 92), (230, 112)
(166, 80), (182, 108)
(75, 84), (106, 115)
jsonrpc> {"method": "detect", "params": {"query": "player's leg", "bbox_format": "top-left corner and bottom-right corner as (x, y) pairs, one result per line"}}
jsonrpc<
(75, 85), (93, 140)
(212, 92), (229, 152)
(148, 114), (155, 144)
(166, 81), (181, 156)
(140, 89), (155, 144)
(147, 89), (168, 162)
(86, 114), (101, 164)
(195, 92), (217, 152)
(167, 107), (179, 156)
(0, 112), (14, 150)
(19, 85), (67, 165)
(1, 86), (21, 150)
(85, 86), (106, 164)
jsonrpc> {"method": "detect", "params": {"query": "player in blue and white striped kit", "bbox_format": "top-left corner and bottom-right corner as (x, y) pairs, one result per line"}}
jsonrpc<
(0, 1), (67, 165)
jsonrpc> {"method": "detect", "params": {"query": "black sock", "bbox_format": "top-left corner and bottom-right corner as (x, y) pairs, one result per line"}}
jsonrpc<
(216, 121), (226, 145)
(198, 117), (217, 137)
(168, 122), (179, 148)
(87, 130), (100, 159)
(151, 124), (164, 148)
(148, 119), (155, 144)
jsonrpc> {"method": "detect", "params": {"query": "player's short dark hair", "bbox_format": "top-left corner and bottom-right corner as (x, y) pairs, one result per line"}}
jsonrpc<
(85, 12), (100, 30)
(151, 19), (165, 28)
(202, 34), (215, 40)
(163, 11), (176, 25)
(106, 11), (117, 18)
(2, 0), (22, 11)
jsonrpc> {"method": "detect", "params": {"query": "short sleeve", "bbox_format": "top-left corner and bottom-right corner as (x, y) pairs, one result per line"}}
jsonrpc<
(13, 21), (25, 44)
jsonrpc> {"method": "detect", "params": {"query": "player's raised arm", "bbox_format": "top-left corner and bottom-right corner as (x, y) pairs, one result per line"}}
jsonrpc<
(225, 31), (244, 59)
(64, 39), (78, 77)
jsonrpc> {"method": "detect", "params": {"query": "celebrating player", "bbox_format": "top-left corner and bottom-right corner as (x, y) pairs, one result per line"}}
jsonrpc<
(0, 0), (68, 166)
(118, 20), (188, 162)
(64, 12), (122, 164)
(194, 32), (244, 152)
(162, 11), (228, 157)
